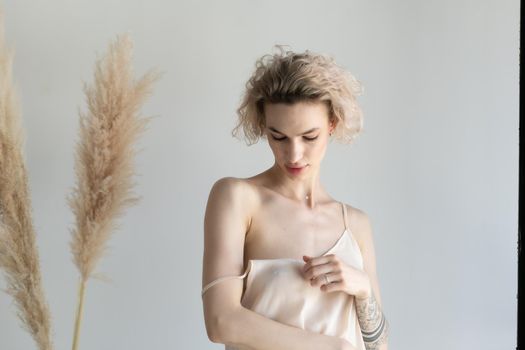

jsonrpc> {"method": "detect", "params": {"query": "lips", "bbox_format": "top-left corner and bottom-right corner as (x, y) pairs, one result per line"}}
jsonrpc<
(285, 164), (308, 175)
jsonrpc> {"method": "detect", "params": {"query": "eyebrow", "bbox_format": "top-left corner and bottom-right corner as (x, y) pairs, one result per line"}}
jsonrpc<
(267, 127), (320, 136)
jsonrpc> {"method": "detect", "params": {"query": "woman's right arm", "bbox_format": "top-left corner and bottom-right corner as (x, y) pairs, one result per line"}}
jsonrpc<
(202, 177), (352, 350)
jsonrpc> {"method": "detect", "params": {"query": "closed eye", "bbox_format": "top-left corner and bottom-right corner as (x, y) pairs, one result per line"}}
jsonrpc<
(271, 135), (286, 141)
(271, 135), (319, 142)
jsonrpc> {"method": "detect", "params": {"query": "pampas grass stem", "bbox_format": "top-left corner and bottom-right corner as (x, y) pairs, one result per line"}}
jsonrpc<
(71, 278), (85, 350)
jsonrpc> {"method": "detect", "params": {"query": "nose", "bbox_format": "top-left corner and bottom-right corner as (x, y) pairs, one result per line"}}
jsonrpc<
(286, 139), (304, 164)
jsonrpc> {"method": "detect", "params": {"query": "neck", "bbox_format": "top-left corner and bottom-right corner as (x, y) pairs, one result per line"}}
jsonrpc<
(268, 163), (324, 209)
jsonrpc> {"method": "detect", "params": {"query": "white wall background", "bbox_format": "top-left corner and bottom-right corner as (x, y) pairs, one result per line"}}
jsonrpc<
(0, 1), (519, 349)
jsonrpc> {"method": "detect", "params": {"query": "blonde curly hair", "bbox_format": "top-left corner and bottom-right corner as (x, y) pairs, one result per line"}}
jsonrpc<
(232, 45), (364, 146)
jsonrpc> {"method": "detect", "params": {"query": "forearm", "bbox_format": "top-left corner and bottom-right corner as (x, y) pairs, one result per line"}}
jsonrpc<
(355, 293), (389, 350)
(216, 306), (345, 350)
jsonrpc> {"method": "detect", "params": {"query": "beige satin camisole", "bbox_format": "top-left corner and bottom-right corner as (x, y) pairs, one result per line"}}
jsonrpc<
(202, 202), (366, 350)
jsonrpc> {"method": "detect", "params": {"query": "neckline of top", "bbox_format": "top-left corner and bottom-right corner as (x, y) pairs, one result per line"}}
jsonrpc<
(247, 228), (352, 264)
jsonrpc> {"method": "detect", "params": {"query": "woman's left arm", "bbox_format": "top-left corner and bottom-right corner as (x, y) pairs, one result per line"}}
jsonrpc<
(352, 209), (389, 350)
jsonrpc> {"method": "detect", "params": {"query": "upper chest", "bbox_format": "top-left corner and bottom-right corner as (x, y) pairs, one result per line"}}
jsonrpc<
(243, 196), (349, 261)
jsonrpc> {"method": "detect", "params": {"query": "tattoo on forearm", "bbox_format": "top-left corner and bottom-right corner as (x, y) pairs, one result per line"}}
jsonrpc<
(355, 292), (389, 349)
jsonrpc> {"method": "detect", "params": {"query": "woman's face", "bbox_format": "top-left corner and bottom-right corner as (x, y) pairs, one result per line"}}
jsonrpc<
(264, 100), (334, 179)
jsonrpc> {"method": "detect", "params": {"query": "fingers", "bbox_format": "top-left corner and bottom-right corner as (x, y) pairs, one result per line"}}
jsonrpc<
(321, 280), (344, 292)
(301, 254), (346, 293)
(311, 271), (341, 288)
(302, 254), (335, 272)
(303, 261), (333, 280)
(303, 256), (341, 286)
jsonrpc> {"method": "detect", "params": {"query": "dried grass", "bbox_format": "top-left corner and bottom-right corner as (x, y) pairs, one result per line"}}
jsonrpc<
(0, 10), (54, 350)
(67, 33), (159, 349)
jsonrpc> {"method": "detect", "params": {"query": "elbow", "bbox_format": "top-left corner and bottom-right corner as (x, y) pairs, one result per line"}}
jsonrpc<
(205, 314), (223, 343)
(205, 308), (241, 344)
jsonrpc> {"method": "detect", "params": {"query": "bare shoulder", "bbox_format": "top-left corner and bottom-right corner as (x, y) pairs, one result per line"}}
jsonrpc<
(207, 177), (258, 207)
(342, 203), (375, 251)
(205, 176), (259, 237)
(209, 176), (254, 196)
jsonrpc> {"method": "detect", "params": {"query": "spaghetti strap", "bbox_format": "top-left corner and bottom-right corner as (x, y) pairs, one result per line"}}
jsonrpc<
(340, 202), (348, 231)
(201, 260), (253, 298)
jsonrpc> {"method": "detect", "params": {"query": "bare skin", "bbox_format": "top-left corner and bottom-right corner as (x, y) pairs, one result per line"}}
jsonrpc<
(202, 101), (388, 350)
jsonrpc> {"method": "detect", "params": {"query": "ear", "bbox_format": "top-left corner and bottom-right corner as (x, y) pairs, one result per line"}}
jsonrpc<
(260, 118), (268, 137)
(329, 119), (337, 133)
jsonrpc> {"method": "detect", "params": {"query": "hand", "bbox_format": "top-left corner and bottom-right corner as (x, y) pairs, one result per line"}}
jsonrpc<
(302, 254), (371, 299)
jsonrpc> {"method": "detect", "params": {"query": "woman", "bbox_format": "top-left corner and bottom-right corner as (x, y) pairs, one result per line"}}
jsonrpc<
(201, 46), (389, 350)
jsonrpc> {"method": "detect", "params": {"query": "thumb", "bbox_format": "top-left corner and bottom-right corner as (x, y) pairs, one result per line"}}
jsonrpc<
(302, 255), (311, 261)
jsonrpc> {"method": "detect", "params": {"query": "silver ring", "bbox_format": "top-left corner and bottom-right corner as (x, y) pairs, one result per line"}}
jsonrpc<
(324, 274), (330, 284)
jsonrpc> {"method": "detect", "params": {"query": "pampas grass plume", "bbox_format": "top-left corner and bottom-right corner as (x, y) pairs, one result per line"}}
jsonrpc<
(0, 9), (54, 350)
(67, 33), (160, 350)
